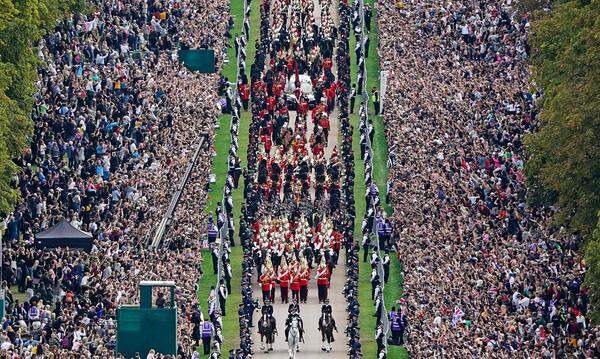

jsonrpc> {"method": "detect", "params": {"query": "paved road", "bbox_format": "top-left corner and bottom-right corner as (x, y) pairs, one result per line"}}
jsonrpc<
(252, 251), (348, 358)
(252, 0), (348, 357)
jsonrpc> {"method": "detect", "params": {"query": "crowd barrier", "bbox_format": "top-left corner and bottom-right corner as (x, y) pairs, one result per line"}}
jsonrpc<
(356, 0), (391, 355)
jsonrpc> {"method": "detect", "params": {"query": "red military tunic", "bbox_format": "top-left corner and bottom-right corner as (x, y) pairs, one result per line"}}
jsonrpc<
(261, 273), (272, 292)
(278, 270), (290, 288)
(290, 273), (300, 291)
(317, 267), (329, 286)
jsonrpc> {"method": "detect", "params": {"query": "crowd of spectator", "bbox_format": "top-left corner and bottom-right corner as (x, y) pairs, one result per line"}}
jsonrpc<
(0, 0), (233, 356)
(378, 0), (598, 357)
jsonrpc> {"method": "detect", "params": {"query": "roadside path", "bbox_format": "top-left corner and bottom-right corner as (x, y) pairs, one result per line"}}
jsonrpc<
(251, 0), (347, 357)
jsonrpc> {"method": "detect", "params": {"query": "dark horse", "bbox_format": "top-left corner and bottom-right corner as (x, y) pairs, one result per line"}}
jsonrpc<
(318, 313), (337, 352)
(258, 313), (277, 352)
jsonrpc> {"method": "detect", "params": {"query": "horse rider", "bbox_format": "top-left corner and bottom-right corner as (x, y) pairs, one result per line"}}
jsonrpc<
(262, 299), (274, 318)
(288, 298), (300, 314)
(284, 307), (304, 342)
(320, 298), (332, 322)
(319, 298), (338, 333)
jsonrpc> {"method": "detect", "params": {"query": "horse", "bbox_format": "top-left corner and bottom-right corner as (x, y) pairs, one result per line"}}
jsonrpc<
(258, 314), (277, 352)
(318, 313), (336, 352)
(287, 316), (301, 358)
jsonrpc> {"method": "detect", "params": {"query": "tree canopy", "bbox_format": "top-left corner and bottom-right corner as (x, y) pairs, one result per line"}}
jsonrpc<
(525, 0), (600, 237)
(525, 0), (600, 322)
(0, 0), (86, 214)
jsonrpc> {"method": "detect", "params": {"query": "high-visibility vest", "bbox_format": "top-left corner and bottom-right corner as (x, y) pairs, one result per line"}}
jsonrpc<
(201, 322), (212, 338)
(207, 223), (218, 239)
(377, 221), (385, 236)
(28, 306), (39, 320)
(385, 222), (393, 235)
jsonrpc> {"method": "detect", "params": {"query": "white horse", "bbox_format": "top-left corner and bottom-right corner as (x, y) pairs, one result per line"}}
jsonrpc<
(287, 316), (300, 359)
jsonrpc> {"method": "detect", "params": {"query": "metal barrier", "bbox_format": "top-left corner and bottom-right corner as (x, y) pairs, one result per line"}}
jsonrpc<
(150, 136), (206, 248)
(356, 0), (391, 352)
(215, 0), (251, 287)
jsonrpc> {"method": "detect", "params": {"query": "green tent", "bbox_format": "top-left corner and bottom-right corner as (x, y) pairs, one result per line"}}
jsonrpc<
(179, 49), (216, 73)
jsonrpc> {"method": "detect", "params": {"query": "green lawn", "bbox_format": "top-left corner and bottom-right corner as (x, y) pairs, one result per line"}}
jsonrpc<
(205, 114), (232, 217)
(219, 0), (260, 351)
(222, 0), (246, 82)
(201, 0), (260, 354)
(349, 0), (406, 357)
(221, 246), (243, 354)
(196, 249), (218, 317)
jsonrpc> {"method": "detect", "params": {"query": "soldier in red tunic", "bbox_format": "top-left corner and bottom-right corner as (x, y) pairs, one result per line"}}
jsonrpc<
(278, 262), (291, 303)
(316, 263), (330, 303)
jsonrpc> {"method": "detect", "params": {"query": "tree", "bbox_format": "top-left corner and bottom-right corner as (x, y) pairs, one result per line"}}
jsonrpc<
(525, 0), (600, 323)
(525, 0), (600, 238)
(0, 0), (86, 215)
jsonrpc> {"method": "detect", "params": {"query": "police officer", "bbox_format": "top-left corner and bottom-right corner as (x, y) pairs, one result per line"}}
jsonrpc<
(384, 218), (393, 250)
(376, 216), (386, 250)
(375, 323), (385, 355)
(284, 307), (304, 342)
(361, 234), (370, 263)
(224, 258), (233, 293)
(207, 214), (219, 244)
(370, 267), (380, 300)
(382, 252), (390, 283)
(211, 243), (219, 275)
(218, 280), (228, 316)
(261, 299), (273, 318)
(200, 314), (215, 354)
(243, 295), (259, 328)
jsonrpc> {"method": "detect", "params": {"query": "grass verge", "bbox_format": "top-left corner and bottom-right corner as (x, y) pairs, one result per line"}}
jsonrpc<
(203, 0), (260, 353)
(349, 0), (406, 357)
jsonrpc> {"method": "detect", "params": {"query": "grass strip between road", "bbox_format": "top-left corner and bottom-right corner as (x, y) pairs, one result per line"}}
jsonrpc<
(349, 0), (406, 357)
(198, 0), (260, 355)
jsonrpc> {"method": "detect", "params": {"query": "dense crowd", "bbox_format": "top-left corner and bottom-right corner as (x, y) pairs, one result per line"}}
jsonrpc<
(0, 0), (232, 357)
(378, 0), (598, 357)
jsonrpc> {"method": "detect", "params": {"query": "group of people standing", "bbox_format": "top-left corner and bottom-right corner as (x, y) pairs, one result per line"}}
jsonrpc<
(0, 0), (235, 357)
(378, 0), (598, 358)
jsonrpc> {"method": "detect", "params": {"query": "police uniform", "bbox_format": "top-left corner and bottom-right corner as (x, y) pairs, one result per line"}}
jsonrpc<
(285, 312), (304, 342)
(200, 320), (214, 354)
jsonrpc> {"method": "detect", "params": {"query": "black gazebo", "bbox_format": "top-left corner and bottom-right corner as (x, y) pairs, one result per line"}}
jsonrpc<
(34, 220), (93, 252)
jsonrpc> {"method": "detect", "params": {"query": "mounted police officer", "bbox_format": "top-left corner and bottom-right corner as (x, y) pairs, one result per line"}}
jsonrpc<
(288, 298), (300, 314)
(284, 307), (304, 342)
(319, 298), (336, 329)
(261, 298), (274, 318)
